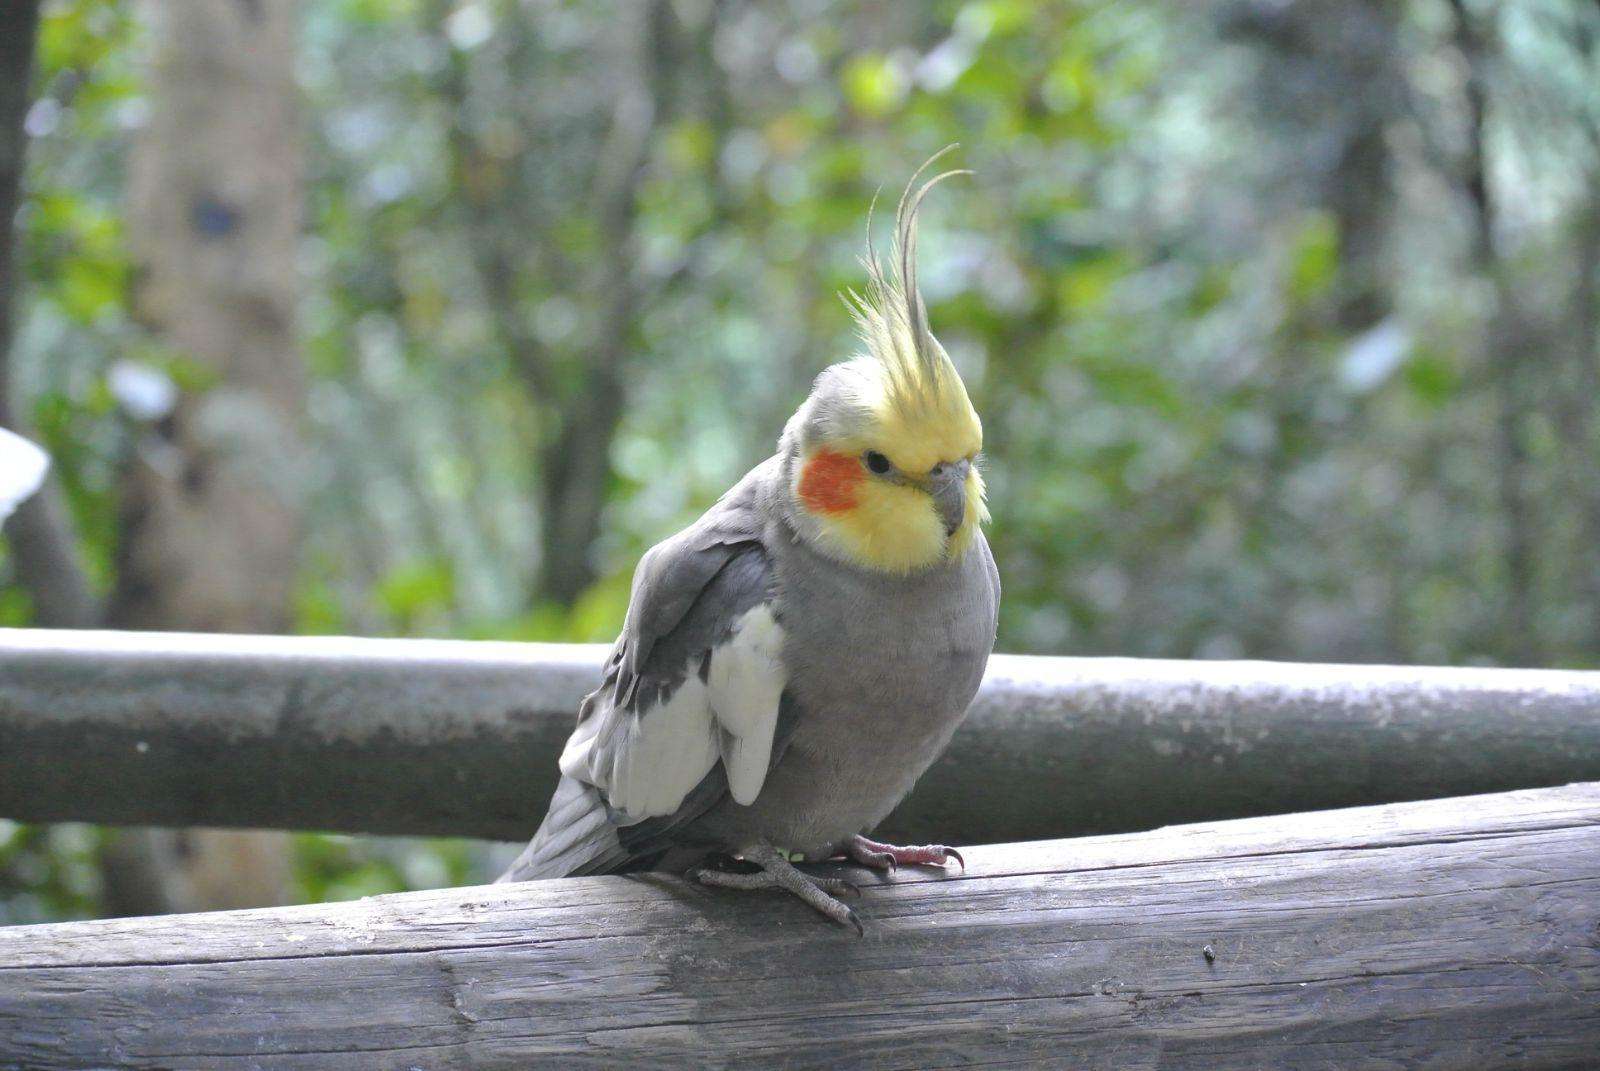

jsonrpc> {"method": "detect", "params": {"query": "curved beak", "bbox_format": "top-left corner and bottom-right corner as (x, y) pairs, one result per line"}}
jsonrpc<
(929, 458), (971, 537)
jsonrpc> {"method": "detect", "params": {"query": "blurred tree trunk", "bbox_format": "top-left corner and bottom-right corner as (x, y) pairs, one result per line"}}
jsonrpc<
(1567, 13), (1600, 654)
(0, 0), (101, 629)
(114, 0), (305, 634)
(0, 1), (35, 388)
(437, 0), (668, 609)
(1222, 0), (1402, 660)
(1316, 4), (1399, 337)
(101, 0), (307, 915)
(534, 4), (663, 606)
(1451, 0), (1540, 667)
(1221, 0), (1400, 332)
(1575, 199), (1600, 650)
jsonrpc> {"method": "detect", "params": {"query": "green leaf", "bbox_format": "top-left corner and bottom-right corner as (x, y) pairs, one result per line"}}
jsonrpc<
(1288, 211), (1339, 304)
(841, 53), (907, 118)
(1402, 351), (1461, 408)
(375, 558), (457, 629)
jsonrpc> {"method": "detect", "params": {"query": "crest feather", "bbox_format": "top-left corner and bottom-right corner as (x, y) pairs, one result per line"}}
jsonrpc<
(844, 146), (972, 415)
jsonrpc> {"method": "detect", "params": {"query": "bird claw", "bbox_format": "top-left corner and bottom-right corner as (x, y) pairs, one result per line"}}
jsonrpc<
(845, 834), (964, 873)
(687, 835), (960, 934)
(690, 846), (865, 934)
(849, 848), (897, 874)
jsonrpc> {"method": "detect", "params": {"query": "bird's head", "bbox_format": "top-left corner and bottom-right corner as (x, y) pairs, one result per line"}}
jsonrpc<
(780, 154), (987, 575)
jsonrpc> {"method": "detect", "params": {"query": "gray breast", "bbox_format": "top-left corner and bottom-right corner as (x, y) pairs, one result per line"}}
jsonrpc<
(686, 525), (999, 857)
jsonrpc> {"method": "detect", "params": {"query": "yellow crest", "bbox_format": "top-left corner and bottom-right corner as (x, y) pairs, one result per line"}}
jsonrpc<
(790, 148), (988, 573)
(841, 147), (983, 475)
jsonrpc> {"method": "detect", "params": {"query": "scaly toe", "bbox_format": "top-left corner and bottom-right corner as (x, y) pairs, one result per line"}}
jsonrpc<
(700, 845), (872, 933)
(847, 836), (967, 872)
(803, 889), (864, 935)
(840, 838), (899, 875)
(861, 850), (897, 873)
(906, 844), (961, 870)
(818, 876), (862, 898)
(785, 872), (866, 933)
(688, 866), (774, 891)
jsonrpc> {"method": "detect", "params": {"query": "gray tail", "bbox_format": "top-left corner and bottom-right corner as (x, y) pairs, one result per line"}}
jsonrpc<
(496, 776), (631, 883)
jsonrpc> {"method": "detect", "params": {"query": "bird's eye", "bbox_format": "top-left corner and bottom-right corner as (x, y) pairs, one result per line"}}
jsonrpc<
(864, 450), (892, 475)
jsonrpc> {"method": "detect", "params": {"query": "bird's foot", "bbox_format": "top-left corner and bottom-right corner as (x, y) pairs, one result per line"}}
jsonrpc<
(688, 846), (863, 935)
(843, 834), (964, 873)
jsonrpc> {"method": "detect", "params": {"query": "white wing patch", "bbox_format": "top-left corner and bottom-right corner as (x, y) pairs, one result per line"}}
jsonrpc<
(707, 605), (787, 805)
(0, 428), (49, 522)
(558, 605), (788, 823)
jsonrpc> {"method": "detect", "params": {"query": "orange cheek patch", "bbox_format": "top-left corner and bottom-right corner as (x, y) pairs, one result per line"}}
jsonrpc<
(798, 449), (863, 514)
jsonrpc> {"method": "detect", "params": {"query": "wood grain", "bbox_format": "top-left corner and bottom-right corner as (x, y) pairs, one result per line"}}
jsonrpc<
(3, 783), (1597, 1070)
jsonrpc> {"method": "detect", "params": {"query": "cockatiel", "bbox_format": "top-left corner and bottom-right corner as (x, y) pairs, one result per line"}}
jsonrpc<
(499, 153), (999, 931)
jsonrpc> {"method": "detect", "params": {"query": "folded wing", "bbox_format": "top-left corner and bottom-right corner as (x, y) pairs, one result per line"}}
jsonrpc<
(560, 540), (785, 822)
(500, 466), (787, 881)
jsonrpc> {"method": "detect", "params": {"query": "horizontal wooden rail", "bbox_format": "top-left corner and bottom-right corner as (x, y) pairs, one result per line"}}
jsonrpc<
(4, 629), (1600, 844)
(2, 783), (1597, 1069)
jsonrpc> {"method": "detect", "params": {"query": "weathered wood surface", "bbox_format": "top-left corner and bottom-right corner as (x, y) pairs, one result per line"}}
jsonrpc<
(2, 783), (1597, 1070)
(5, 628), (1600, 845)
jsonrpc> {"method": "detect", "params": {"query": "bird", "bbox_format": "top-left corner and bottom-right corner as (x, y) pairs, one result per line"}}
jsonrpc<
(498, 150), (1000, 931)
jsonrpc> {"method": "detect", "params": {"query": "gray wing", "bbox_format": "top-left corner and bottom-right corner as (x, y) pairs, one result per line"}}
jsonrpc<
(499, 462), (789, 881)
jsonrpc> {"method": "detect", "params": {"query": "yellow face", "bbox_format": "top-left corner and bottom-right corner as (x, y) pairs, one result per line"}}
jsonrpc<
(794, 388), (987, 574)
(799, 156), (985, 572)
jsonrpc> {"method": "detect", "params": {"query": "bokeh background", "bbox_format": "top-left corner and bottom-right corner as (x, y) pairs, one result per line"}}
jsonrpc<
(3, 0), (1598, 923)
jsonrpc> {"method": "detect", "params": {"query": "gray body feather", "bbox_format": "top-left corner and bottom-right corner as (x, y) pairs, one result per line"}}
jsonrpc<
(498, 452), (999, 883)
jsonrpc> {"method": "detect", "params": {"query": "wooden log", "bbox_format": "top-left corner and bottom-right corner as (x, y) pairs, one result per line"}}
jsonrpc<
(5, 629), (1600, 844)
(2, 783), (1598, 1070)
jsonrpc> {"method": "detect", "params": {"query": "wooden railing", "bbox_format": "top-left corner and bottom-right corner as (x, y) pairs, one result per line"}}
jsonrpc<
(3, 628), (1599, 1069)
(4, 628), (1600, 843)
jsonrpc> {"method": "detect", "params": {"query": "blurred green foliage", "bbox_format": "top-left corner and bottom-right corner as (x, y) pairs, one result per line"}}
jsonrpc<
(0, 822), (99, 925)
(5, 0), (1600, 922)
(293, 833), (482, 903)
